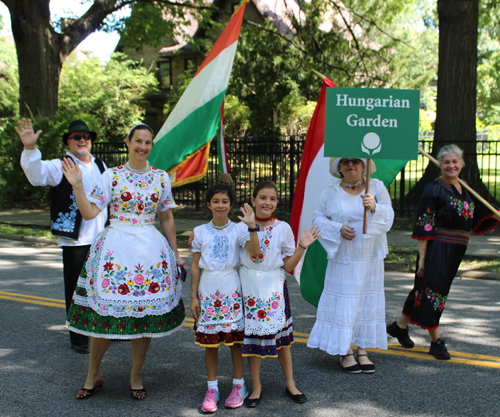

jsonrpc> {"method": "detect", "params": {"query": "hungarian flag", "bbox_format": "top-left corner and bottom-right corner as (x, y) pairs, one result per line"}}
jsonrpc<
(290, 76), (407, 307)
(148, 0), (249, 186)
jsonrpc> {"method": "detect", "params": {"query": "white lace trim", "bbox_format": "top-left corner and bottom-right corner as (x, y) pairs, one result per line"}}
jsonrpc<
(197, 318), (245, 334)
(243, 318), (294, 344)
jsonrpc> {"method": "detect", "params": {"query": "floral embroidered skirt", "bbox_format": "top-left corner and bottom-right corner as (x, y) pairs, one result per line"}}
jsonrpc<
(193, 324), (245, 348)
(402, 239), (467, 330)
(66, 253), (186, 340)
(242, 281), (294, 358)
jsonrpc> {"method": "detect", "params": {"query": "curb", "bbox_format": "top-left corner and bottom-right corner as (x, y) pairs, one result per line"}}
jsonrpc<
(389, 247), (500, 281)
(455, 270), (500, 281)
(2, 235), (500, 281)
(0, 233), (58, 246)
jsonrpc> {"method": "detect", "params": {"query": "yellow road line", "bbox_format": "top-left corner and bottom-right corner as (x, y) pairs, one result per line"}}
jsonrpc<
(2, 291), (500, 368)
(387, 343), (500, 362)
(0, 295), (65, 308)
(0, 290), (65, 304)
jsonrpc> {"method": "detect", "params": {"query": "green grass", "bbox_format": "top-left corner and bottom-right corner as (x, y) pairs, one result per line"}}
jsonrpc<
(385, 251), (500, 273)
(0, 224), (55, 239)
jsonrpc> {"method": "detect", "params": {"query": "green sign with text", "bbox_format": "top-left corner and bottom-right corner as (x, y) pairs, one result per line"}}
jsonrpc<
(324, 87), (420, 160)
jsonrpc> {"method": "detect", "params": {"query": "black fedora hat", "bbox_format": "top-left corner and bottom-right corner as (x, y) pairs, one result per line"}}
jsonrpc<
(62, 120), (97, 145)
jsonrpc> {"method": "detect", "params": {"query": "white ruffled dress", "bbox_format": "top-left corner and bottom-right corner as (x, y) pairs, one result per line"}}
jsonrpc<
(307, 178), (394, 355)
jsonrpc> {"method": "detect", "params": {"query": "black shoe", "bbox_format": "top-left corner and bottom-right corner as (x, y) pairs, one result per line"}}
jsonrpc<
(286, 387), (307, 403)
(131, 387), (147, 400)
(246, 394), (261, 407)
(429, 339), (451, 360)
(75, 379), (103, 399)
(71, 343), (90, 354)
(387, 321), (414, 348)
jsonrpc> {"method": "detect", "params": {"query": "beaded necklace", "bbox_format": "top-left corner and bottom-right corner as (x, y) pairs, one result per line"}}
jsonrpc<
(125, 160), (150, 174)
(210, 219), (232, 230)
(341, 179), (365, 191)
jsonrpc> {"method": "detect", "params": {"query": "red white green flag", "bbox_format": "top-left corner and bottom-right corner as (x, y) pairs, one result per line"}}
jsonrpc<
(148, 0), (249, 186)
(290, 76), (407, 307)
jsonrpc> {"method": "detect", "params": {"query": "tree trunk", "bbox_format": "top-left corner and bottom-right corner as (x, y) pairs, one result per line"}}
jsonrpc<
(406, 0), (497, 207)
(8, 0), (63, 117)
(5, 0), (120, 118)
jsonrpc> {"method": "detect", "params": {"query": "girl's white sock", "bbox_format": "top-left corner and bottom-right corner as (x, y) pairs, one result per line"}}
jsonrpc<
(233, 378), (245, 386)
(207, 379), (218, 391)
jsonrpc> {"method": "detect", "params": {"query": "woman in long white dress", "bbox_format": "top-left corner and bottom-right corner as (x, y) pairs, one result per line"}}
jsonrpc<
(307, 158), (394, 373)
(62, 124), (185, 400)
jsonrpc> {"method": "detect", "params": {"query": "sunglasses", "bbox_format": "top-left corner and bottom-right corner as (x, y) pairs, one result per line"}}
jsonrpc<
(340, 159), (362, 166)
(69, 134), (91, 141)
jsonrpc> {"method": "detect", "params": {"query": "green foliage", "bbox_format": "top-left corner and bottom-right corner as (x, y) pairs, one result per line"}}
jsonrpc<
(163, 70), (193, 117)
(223, 95), (250, 137)
(477, 34), (500, 125)
(118, 2), (185, 50)
(58, 52), (158, 141)
(419, 110), (434, 132)
(277, 95), (316, 135)
(118, 1), (219, 51)
(228, 24), (313, 134)
(0, 34), (19, 120)
(0, 51), (158, 207)
(0, 111), (98, 208)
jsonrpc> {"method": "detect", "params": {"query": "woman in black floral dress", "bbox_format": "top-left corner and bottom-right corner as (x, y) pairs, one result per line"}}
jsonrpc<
(387, 145), (499, 359)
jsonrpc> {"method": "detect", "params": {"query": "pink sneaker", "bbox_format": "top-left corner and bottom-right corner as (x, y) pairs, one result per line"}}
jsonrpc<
(201, 388), (219, 413)
(225, 384), (248, 409)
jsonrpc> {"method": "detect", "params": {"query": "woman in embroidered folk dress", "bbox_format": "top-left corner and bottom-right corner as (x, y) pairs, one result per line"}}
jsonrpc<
(62, 124), (186, 400)
(307, 158), (394, 374)
(387, 145), (499, 360)
(239, 181), (319, 407)
(190, 184), (260, 413)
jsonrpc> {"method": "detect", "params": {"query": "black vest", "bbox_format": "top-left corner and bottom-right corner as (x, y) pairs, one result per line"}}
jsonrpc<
(50, 156), (106, 240)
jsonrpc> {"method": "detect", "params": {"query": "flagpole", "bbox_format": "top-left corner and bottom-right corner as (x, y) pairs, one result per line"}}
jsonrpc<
(419, 148), (500, 220)
(363, 158), (371, 234)
(311, 69), (328, 80)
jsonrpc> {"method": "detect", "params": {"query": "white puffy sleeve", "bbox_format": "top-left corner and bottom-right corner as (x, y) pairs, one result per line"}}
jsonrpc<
(191, 225), (204, 254)
(88, 171), (111, 211)
(20, 148), (63, 187)
(312, 187), (343, 260)
(158, 170), (176, 212)
(280, 222), (295, 258)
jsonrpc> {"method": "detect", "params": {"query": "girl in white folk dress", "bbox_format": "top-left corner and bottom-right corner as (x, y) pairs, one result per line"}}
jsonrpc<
(190, 184), (260, 413)
(238, 181), (320, 407)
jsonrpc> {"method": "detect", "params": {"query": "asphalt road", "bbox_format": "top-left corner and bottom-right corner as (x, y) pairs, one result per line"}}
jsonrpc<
(1, 238), (500, 417)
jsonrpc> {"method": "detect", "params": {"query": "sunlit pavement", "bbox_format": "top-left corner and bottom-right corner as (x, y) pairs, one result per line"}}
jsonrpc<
(1, 238), (499, 417)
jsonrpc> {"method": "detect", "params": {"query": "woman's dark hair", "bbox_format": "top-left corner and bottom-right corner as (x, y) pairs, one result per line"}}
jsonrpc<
(127, 123), (154, 140)
(252, 181), (278, 198)
(206, 183), (236, 205)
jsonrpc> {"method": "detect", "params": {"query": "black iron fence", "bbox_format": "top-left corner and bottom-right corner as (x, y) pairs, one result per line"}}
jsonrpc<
(92, 133), (500, 218)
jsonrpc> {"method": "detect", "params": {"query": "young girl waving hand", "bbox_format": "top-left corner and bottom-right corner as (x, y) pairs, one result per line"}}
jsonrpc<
(190, 184), (260, 413)
(239, 181), (320, 407)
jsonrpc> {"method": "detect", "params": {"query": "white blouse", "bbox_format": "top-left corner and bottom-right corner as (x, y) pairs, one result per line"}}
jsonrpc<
(239, 220), (296, 271)
(313, 178), (394, 262)
(191, 222), (249, 271)
(20, 148), (107, 247)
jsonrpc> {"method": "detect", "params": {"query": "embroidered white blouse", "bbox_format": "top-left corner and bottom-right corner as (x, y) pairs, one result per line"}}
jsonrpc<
(238, 220), (296, 270)
(191, 222), (249, 270)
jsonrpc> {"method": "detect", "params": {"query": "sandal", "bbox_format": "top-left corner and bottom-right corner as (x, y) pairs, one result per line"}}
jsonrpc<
(75, 379), (103, 399)
(356, 352), (375, 374)
(131, 387), (147, 400)
(340, 354), (361, 374)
